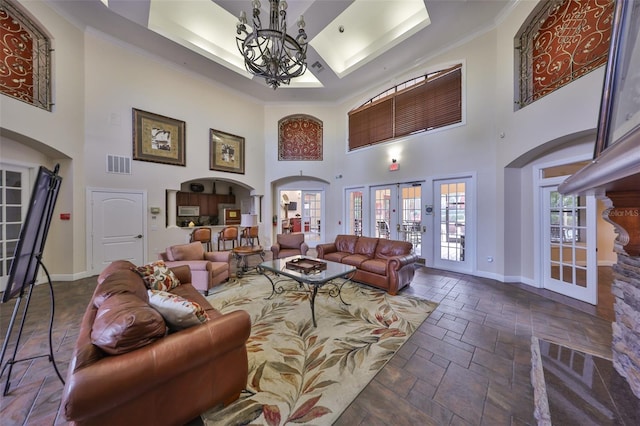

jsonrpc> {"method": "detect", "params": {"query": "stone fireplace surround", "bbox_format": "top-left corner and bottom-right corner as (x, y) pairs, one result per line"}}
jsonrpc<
(610, 232), (640, 399)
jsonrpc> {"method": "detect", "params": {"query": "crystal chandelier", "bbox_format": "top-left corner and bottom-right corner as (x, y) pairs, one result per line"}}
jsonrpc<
(236, 0), (308, 89)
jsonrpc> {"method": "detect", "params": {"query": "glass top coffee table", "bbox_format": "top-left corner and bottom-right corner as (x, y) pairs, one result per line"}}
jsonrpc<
(257, 256), (356, 327)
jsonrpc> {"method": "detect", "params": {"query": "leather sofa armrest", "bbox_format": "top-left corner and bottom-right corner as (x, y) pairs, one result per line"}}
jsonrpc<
(270, 243), (281, 258)
(315, 243), (336, 259)
(300, 243), (309, 256)
(62, 310), (251, 421)
(169, 265), (192, 283)
(387, 254), (419, 271)
(204, 251), (232, 263)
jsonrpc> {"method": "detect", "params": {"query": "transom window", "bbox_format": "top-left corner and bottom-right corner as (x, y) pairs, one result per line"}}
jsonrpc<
(348, 64), (462, 151)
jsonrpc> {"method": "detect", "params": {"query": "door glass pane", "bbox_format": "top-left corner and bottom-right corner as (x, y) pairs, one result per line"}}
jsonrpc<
(547, 190), (586, 287)
(348, 189), (363, 236)
(374, 189), (391, 239)
(401, 185), (421, 255)
(439, 182), (465, 261)
(1, 168), (25, 283)
(303, 191), (321, 244)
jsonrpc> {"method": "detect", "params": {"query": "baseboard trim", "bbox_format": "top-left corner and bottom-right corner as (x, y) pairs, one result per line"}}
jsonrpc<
(49, 271), (92, 282)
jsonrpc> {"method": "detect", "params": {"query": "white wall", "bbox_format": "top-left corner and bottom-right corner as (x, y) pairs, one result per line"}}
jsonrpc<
(82, 30), (266, 261)
(0, 1), (85, 277)
(1, 0), (608, 284)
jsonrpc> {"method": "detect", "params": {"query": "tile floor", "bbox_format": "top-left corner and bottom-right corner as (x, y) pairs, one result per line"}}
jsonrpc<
(0, 260), (618, 425)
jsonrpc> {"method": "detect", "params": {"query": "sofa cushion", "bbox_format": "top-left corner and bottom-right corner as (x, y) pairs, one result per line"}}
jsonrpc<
(163, 259), (210, 271)
(354, 236), (378, 257)
(334, 235), (358, 254)
(135, 260), (181, 291)
(147, 290), (209, 330)
(359, 258), (388, 275)
(278, 233), (304, 249)
(94, 269), (149, 308)
(323, 252), (351, 263)
(374, 239), (413, 260)
(342, 254), (370, 267)
(97, 260), (137, 284)
(172, 283), (221, 320)
(91, 293), (167, 355)
(170, 242), (205, 261)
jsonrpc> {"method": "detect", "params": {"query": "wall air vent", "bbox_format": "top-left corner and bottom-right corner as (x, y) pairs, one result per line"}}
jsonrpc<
(106, 155), (131, 174)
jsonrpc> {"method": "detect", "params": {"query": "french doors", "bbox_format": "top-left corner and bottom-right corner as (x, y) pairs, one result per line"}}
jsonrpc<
(541, 186), (597, 304)
(432, 177), (472, 272)
(0, 164), (30, 292)
(302, 190), (322, 245)
(370, 183), (423, 256)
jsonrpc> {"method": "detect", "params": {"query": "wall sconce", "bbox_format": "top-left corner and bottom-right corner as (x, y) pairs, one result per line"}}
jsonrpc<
(389, 158), (400, 171)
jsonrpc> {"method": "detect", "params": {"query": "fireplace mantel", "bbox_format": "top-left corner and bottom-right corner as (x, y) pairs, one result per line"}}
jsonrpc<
(559, 134), (640, 256)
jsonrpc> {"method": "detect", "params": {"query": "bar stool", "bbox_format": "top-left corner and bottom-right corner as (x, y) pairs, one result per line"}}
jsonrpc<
(217, 226), (238, 251)
(190, 228), (212, 252)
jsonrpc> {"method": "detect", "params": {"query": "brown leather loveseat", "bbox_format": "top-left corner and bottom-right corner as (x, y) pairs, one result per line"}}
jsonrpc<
(316, 235), (418, 295)
(61, 260), (251, 425)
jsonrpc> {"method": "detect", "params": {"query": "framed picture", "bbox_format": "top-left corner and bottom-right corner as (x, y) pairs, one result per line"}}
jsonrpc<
(132, 108), (186, 166)
(593, 0), (640, 158)
(210, 129), (245, 174)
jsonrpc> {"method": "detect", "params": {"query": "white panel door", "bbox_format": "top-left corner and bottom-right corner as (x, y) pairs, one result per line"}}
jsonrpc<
(90, 190), (145, 274)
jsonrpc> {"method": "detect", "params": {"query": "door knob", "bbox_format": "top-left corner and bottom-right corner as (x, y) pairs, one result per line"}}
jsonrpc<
(135, 234), (143, 239)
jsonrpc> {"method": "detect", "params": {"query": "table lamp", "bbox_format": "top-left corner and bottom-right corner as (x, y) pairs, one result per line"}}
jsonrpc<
(240, 214), (258, 246)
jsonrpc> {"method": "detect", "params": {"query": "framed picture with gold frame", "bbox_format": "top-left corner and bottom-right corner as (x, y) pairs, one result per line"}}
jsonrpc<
(210, 129), (245, 174)
(132, 108), (186, 166)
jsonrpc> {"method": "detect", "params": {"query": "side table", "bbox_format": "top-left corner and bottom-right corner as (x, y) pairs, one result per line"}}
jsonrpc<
(232, 245), (265, 277)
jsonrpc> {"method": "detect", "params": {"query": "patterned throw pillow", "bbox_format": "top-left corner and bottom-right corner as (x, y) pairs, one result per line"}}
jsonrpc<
(134, 260), (181, 291)
(147, 290), (209, 330)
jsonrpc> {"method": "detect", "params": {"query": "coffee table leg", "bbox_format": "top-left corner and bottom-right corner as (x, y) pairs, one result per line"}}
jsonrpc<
(310, 285), (319, 327)
(259, 267), (278, 299)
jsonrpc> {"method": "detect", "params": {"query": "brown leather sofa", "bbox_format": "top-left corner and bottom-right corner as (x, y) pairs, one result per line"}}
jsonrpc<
(316, 235), (418, 295)
(61, 260), (251, 426)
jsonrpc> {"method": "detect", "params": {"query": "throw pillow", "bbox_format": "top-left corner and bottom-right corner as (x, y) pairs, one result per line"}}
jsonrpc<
(134, 260), (181, 291)
(147, 290), (209, 330)
(91, 293), (167, 355)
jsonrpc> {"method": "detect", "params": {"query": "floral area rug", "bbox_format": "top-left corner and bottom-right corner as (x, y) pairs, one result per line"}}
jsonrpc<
(202, 272), (437, 426)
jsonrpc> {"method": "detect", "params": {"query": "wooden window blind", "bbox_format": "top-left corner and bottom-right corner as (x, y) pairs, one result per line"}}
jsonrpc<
(348, 64), (462, 151)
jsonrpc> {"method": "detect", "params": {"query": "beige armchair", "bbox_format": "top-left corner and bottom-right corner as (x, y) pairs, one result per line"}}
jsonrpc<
(159, 242), (231, 295)
(270, 233), (309, 259)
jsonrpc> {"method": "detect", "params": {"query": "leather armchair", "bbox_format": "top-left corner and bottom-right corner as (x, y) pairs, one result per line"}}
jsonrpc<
(270, 233), (309, 259)
(159, 242), (231, 295)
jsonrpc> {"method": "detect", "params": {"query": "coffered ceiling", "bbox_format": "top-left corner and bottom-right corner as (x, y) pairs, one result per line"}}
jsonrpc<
(45, 0), (514, 103)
